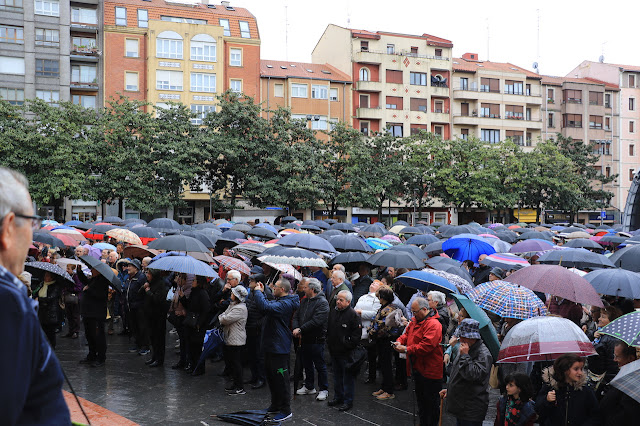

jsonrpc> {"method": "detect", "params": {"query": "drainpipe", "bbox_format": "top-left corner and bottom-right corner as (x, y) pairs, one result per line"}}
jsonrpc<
(266, 76), (270, 121)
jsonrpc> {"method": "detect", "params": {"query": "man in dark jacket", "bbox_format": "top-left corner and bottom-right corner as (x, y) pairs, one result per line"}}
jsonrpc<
(440, 318), (493, 425)
(327, 290), (362, 412)
(292, 278), (330, 401)
(253, 278), (300, 422)
(599, 342), (640, 425)
(351, 263), (373, 307)
(327, 270), (350, 311)
(78, 266), (110, 366)
(245, 273), (271, 389)
(125, 259), (149, 355)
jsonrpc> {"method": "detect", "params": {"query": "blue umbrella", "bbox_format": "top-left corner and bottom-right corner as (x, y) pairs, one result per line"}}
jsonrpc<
(64, 220), (83, 226)
(405, 234), (439, 246)
(396, 270), (458, 293)
(93, 242), (117, 251)
(50, 225), (74, 231)
(583, 269), (640, 299)
(196, 328), (225, 370)
(219, 230), (245, 241)
(254, 223), (278, 233)
(365, 237), (393, 250)
(600, 311), (640, 347)
(148, 253), (219, 278)
(443, 235), (496, 262)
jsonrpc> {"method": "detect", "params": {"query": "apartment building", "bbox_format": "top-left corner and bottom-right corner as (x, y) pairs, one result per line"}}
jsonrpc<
(312, 24), (453, 139)
(0, 0), (103, 108)
(259, 60), (352, 141)
(451, 53), (543, 149)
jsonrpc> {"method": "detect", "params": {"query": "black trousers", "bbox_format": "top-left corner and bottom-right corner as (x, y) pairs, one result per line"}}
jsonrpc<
(130, 308), (149, 349)
(186, 327), (205, 371)
(64, 299), (80, 334)
(224, 345), (245, 389)
(366, 343), (377, 380)
(265, 352), (291, 414)
(246, 329), (265, 383)
(176, 322), (189, 365)
(41, 323), (57, 349)
(413, 372), (442, 426)
(395, 351), (407, 387)
(149, 313), (167, 363)
(376, 340), (394, 394)
(83, 317), (106, 362)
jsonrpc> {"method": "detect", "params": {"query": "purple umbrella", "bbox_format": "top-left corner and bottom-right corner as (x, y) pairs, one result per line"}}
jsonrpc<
(82, 244), (102, 259)
(508, 239), (554, 254)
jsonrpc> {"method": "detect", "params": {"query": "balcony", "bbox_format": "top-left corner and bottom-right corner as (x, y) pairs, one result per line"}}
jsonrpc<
(70, 80), (98, 91)
(355, 80), (382, 92)
(356, 107), (383, 120)
(431, 111), (450, 123)
(70, 46), (99, 62)
(353, 50), (384, 64)
(453, 114), (480, 126)
(563, 121), (582, 128)
(70, 22), (98, 33)
(430, 85), (449, 97)
(453, 86), (479, 99)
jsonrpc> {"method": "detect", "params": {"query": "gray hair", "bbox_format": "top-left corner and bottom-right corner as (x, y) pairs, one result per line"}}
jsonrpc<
(277, 278), (291, 293)
(332, 270), (345, 282)
(142, 256), (152, 265)
(332, 264), (346, 272)
(414, 297), (430, 310)
(428, 290), (446, 305)
(227, 270), (241, 281)
(0, 167), (31, 231)
(337, 289), (352, 302)
(306, 277), (322, 294)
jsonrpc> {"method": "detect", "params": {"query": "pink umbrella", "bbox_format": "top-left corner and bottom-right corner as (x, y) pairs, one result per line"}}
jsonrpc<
(478, 233), (499, 239)
(213, 255), (250, 275)
(380, 235), (401, 243)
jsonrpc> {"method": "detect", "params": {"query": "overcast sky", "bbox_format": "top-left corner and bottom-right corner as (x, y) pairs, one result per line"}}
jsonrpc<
(235, 0), (639, 78)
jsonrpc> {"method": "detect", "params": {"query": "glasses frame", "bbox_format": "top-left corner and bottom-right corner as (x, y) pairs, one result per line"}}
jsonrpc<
(6, 212), (43, 231)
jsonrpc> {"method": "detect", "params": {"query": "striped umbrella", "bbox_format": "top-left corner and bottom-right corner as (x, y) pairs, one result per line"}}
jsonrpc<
(465, 280), (548, 319)
(480, 253), (530, 271)
(213, 255), (251, 275)
(106, 228), (143, 245)
(148, 254), (219, 278)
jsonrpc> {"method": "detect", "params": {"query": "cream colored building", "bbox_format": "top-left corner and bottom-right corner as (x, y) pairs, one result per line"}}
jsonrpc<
(451, 53), (543, 149)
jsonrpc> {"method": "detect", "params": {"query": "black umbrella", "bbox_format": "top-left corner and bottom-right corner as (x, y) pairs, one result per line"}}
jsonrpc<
(367, 250), (425, 269)
(441, 226), (478, 238)
(536, 248), (615, 269)
(561, 226), (585, 234)
(563, 238), (604, 250)
(358, 224), (387, 238)
(281, 216), (298, 223)
(194, 222), (219, 230)
(314, 220), (331, 230)
(148, 235), (210, 253)
(330, 222), (355, 232)
(516, 231), (553, 241)
(425, 256), (462, 269)
(32, 232), (65, 248)
(399, 226), (424, 235)
(416, 225), (436, 234)
(123, 218), (146, 226)
(329, 251), (371, 266)
(277, 233), (336, 253)
(431, 221), (445, 228)
(130, 226), (161, 239)
(393, 220), (410, 227)
(247, 227), (278, 240)
(405, 234), (439, 246)
(423, 240), (444, 256)
(147, 218), (182, 231)
(326, 235), (371, 252)
(300, 224), (322, 232)
(103, 216), (124, 224)
(282, 223), (301, 230)
(495, 231), (518, 243)
(24, 261), (73, 284)
(230, 223), (252, 233)
(425, 261), (473, 283)
(600, 235), (628, 246)
(324, 219), (338, 225)
(388, 245), (428, 260)
(609, 245), (640, 272)
(181, 231), (217, 249)
(78, 255), (122, 293)
(219, 230), (246, 241)
(71, 223), (93, 230)
(319, 229), (345, 239)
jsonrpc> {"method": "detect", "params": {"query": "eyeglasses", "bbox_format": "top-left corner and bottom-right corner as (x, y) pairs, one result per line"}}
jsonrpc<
(13, 213), (43, 231)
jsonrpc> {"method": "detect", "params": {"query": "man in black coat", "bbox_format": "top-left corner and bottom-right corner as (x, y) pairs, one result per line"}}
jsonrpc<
(327, 290), (362, 412)
(78, 266), (110, 366)
(351, 263), (372, 307)
(599, 342), (640, 425)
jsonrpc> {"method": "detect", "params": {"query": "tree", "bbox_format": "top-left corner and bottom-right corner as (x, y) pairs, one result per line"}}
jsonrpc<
(403, 131), (440, 221)
(481, 140), (526, 222)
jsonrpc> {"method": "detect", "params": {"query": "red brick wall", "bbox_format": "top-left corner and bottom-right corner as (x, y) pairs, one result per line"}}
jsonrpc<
(104, 32), (147, 106)
(225, 42), (260, 100)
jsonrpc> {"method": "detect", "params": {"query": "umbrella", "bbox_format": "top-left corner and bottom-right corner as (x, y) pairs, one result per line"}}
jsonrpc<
(425, 256), (462, 268)
(563, 238), (604, 250)
(465, 280), (548, 319)
(262, 262), (302, 281)
(122, 245), (160, 260)
(213, 409), (271, 426)
(599, 311), (640, 346)
(330, 222), (356, 232)
(32, 232), (65, 248)
(85, 224), (120, 239)
(426, 269), (474, 294)
(329, 251), (371, 267)
(234, 243), (267, 257)
(562, 226), (586, 234)
(480, 253), (529, 271)
(516, 231), (552, 241)
(565, 231), (591, 240)
(367, 250), (425, 269)
(326, 235), (371, 253)
(64, 220), (83, 226)
(609, 245), (640, 272)
(196, 328), (225, 371)
(258, 247), (327, 268)
(430, 221), (445, 227)
(78, 255), (122, 293)
(480, 237), (512, 254)
(300, 224), (321, 232)
(450, 293), (500, 360)
(441, 226), (479, 238)
(130, 227), (161, 245)
(280, 216), (298, 223)
(123, 218), (147, 226)
(24, 261), (74, 284)
(105, 228), (143, 245)
(93, 242), (117, 251)
(536, 248), (615, 269)
(48, 233), (80, 247)
(55, 258), (84, 270)
(388, 245), (428, 260)
(399, 226), (424, 235)
(442, 235), (496, 263)
(365, 238), (393, 251)
(380, 234), (402, 244)
(505, 264), (604, 307)
(148, 253), (219, 278)
(405, 234), (439, 246)
(583, 269), (640, 299)
(180, 231), (218, 249)
(277, 233), (336, 253)
(230, 223), (252, 233)
(508, 239), (554, 254)
(246, 227), (278, 240)
(609, 359), (640, 403)
(254, 223), (278, 233)
(495, 231), (518, 243)
(395, 270), (458, 294)
(148, 235), (210, 253)
(314, 220), (331, 230)
(599, 234), (628, 246)
(358, 224), (387, 238)
(218, 230), (246, 241)
(213, 255), (251, 275)
(147, 218), (182, 231)
(497, 316), (596, 363)
(423, 241), (444, 256)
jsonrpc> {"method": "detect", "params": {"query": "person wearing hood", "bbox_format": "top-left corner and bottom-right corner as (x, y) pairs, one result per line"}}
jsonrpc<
(253, 277), (300, 423)
(219, 284), (248, 395)
(292, 277), (330, 401)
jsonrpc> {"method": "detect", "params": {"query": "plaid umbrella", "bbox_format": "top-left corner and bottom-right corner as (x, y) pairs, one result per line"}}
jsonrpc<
(610, 359), (640, 403)
(504, 264), (604, 307)
(105, 228), (143, 245)
(465, 280), (548, 319)
(599, 311), (640, 346)
(213, 255), (251, 275)
(480, 253), (530, 271)
(425, 269), (474, 294)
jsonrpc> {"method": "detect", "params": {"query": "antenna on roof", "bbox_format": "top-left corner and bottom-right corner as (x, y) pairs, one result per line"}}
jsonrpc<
(486, 18), (490, 61)
(600, 41), (607, 63)
(284, 0), (289, 61)
(535, 9), (540, 74)
(346, 0), (351, 26)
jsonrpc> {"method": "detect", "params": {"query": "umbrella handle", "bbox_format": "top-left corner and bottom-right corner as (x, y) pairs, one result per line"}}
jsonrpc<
(439, 397), (444, 426)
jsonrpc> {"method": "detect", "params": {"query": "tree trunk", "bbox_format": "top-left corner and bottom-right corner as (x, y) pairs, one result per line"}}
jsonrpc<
(118, 197), (124, 219)
(229, 178), (237, 219)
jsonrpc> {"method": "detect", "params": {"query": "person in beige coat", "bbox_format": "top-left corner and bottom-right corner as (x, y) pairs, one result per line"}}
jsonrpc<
(219, 285), (248, 395)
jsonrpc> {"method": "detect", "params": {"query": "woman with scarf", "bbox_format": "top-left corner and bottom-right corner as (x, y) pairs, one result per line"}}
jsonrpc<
(169, 273), (193, 370)
(33, 271), (63, 348)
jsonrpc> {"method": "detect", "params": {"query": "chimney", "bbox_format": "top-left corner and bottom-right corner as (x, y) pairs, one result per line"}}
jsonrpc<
(462, 53), (479, 61)
(221, 1), (230, 6)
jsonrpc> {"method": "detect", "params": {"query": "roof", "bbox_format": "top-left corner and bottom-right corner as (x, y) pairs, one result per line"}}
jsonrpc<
(540, 75), (619, 90)
(260, 60), (352, 83)
(452, 58), (541, 79)
(577, 60), (640, 74)
(349, 28), (453, 47)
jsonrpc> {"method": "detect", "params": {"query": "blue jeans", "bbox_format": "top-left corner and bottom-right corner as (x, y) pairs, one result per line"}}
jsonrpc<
(331, 355), (355, 405)
(302, 343), (328, 391)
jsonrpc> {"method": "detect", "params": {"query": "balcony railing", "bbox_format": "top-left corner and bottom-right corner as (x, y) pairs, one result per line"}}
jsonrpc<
(480, 113), (501, 119)
(564, 121), (582, 128)
(564, 98), (582, 104)
(480, 87), (500, 93)
(357, 48), (449, 61)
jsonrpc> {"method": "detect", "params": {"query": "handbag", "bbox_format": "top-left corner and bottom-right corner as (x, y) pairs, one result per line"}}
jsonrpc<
(183, 311), (199, 329)
(167, 312), (183, 327)
(345, 345), (368, 375)
(64, 293), (78, 305)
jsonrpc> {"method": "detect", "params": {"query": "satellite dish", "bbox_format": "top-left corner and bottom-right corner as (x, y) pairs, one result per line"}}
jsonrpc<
(532, 62), (538, 69)
(599, 55), (605, 63)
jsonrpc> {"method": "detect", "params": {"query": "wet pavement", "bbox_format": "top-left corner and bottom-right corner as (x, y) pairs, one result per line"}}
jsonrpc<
(56, 323), (498, 425)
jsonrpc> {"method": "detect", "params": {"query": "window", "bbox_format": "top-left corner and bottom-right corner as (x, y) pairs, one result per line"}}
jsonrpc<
(312, 85), (328, 99)
(563, 89), (582, 103)
(410, 46), (418, 56)
(35, 59), (59, 77)
(434, 48), (443, 57)
(480, 103), (500, 118)
(0, 56), (25, 74)
(547, 88), (554, 103)
(161, 16), (206, 24)
(35, 28), (59, 46)
(157, 31), (183, 59)
(329, 88), (338, 101)
(630, 169), (636, 182)
(72, 36), (96, 51)
(433, 125), (443, 136)
(386, 44), (395, 54)
(156, 70), (183, 91)
(605, 93), (611, 108)
(71, 7), (97, 24)
(410, 98), (428, 112)
(526, 84), (531, 96)
(230, 79), (241, 93)
(505, 105), (523, 119)
(190, 72), (215, 92)
(481, 129), (500, 143)
(0, 25), (23, 44)
(460, 102), (469, 116)
(0, 0), (23, 10)
(481, 78), (499, 93)
(387, 123), (403, 137)
(360, 41), (368, 51)
(360, 121), (369, 135)
(605, 116), (611, 131)
(460, 77), (468, 90)
(115, 6), (127, 26)
(460, 129), (469, 140)
(239, 21), (250, 38)
(630, 145), (635, 156)
(125, 72), (138, 91)
(72, 94), (96, 108)
(386, 69), (402, 84)
(329, 118), (338, 130)
(71, 64), (96, 83)
(312, 116), (328, 130)
(385, 96), (402, 110)
(630, 121), (635, 133)
(191, 34), (216, 62)
(506, 130), (524, 145)
(505, 80), (523, 95)
(629, 74), (636, 88)
(137, 9), (148, 28)
(36, 90), (59, 106)
(630, 98), (635, 111)
(605, 166), (611, 178)
(563, 114), (582, 128)
(291, 83), (307, 98)
(219, 19), (230, 36)
(589, 115), (603, 129)
(410, 72), (427, 86)
(274, 84), (283, 97)
(589, 91), (603, 106)
(526, 132), (532, 147)
(359, 94), (369, 108)
(0, 87), (24, 105)
(359, 67), (369, 82)
(548, 113), (554, 128)
(593, 141), (610, 155)
(35, 0), (59, 16)
(526, 108), (531, 121)
(410, 124), (426, 135)
(433, 100), (444, 113)
(229, 48), (241, 66)
(190, 104), (214, 125)
(125, 39), (139, 57)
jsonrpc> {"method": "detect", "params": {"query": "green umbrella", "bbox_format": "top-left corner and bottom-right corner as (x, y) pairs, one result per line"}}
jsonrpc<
(450, 293), (500, 361)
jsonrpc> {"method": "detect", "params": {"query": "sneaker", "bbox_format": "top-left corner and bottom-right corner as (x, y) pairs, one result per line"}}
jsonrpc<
(229, 388), (246, 395)
(372, 389), (384, 396)
(296, 385), (317, 395)
(316, 390), (329, 401)
(169, 328), (178, 335)
(138, 349), (150, 356)
(376, 392), (395, 400)
(128, 347), (139, 353)
(272, 412), (292, 422)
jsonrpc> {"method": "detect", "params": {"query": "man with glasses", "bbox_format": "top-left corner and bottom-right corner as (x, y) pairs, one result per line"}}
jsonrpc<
(393, 297), (443, 426)
(0, 167), (70, 423)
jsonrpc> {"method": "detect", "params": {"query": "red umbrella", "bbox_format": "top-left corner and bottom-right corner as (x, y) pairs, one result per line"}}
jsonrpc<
(213, 255), (250, 275)
(49, 233), (80, 247)
(505, 264), (603, 307)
